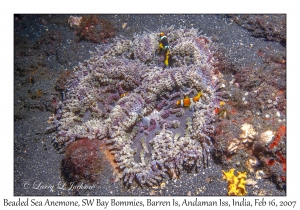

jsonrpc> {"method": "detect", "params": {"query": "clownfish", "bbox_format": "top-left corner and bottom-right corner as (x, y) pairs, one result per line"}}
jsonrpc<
(158, 32), (171, 66)
(159, 32), (170, 51)
(120, 92), (130, 98)
(176, 92), (202, 107)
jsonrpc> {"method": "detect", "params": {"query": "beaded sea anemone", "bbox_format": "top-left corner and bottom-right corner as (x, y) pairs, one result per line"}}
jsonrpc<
(51, 26), (225, 186)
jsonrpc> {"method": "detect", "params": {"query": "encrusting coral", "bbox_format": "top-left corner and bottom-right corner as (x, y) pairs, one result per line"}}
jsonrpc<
(222, 169), (247, 196)
(49, 26), (226, 186)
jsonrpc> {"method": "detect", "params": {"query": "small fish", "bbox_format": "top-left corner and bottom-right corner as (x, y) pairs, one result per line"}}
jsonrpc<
(120, 92), (130, 98)
(159, 32), (170, 51)
(176, 92), (202, 107)
(158, 32), (171, 66)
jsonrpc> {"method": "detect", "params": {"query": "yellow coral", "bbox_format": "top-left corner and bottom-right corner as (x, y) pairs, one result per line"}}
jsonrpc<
(222, 169), (247, 196)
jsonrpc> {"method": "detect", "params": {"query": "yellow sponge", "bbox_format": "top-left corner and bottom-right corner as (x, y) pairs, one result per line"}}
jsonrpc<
(222, 169), (247, 196)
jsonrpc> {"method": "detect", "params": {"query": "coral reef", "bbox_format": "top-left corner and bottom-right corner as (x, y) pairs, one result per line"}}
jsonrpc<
(259, 125), (286, 188)
(222, 169), (247, 196)
(49, 26), (225, 186)
(211, 39), (286, 191)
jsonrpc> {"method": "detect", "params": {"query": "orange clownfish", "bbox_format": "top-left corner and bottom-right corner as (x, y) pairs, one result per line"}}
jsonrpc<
(120, 92), (130, 98)
(176, 92), (202, 107)
(159, 32), (171, 66)
(159, 32), (170, 50)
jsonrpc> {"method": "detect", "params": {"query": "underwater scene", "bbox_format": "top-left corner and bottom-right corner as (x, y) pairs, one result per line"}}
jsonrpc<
(14, 14), (286, 196)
